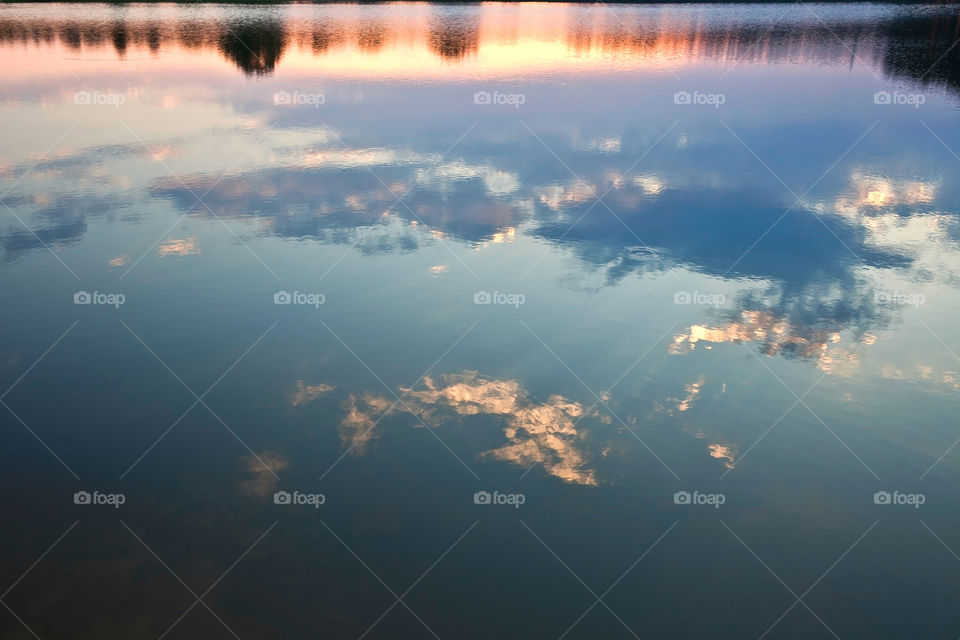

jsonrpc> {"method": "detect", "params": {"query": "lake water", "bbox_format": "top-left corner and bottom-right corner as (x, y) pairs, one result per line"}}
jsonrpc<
(1, 2), (960, 637)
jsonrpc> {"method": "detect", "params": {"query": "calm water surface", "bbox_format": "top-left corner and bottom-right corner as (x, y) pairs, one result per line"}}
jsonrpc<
(2, 2), (960, 638)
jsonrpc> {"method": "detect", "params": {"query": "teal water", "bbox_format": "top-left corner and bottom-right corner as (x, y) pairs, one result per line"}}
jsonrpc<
(1, 3), (960, 637)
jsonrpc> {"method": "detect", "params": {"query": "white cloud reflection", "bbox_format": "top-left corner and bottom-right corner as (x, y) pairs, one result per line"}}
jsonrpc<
(670, 310), (865, 375)
(338, 371), (602, 485)
(238, 451), (289, 497)
(157, 237), (198, 257)
(288, 380), (335, 407)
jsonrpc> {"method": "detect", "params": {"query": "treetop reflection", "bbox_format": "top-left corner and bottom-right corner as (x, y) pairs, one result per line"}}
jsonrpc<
(0, 3), (957, 90)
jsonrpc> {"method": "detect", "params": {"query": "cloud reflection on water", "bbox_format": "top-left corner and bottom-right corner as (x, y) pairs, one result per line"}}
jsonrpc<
(339, 371), (604, 486)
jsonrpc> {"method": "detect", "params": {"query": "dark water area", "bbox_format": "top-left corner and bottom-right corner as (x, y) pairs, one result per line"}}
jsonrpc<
(1, 2), (960, 638)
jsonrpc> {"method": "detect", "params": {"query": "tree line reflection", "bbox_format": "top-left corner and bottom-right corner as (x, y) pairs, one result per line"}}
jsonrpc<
(0, 5), (957, 89)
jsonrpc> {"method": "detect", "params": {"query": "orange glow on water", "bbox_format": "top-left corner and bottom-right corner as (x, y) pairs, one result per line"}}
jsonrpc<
(0, 2), (893, 80)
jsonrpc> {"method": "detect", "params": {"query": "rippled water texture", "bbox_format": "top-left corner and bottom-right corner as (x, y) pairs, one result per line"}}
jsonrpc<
(2, 3), (960, 638)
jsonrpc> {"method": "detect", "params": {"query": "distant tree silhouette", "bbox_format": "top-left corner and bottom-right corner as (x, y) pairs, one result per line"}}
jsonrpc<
(110, 20), (127, 57)
(218, 18), (285, 76)
(429, 15), (479, 60)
